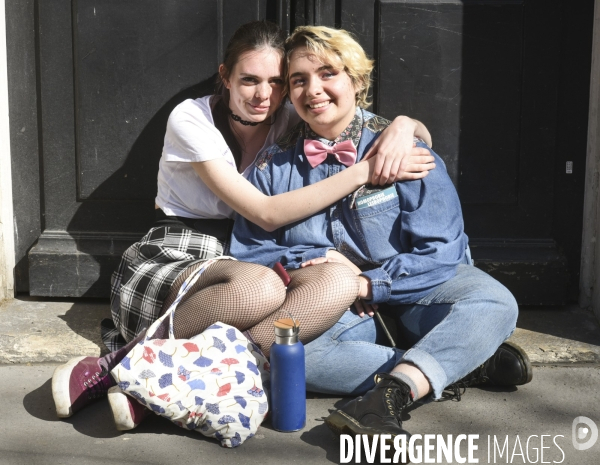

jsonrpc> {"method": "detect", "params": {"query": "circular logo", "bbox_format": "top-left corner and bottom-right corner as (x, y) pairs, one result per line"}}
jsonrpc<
(572, 416), (598, 451)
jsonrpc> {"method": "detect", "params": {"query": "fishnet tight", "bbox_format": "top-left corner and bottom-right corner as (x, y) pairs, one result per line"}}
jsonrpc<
(161, 260), (359, 357)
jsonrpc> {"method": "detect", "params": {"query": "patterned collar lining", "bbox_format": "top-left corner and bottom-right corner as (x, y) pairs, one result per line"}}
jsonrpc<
(304, 107), (363, 147)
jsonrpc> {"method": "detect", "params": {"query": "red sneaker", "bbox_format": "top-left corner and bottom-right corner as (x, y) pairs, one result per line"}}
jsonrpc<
(108, 386), (150, 430)
(52, 356), (114, 418)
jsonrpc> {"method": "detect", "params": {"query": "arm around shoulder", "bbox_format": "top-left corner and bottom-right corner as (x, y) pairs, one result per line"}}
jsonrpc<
(192, 155), (374, 232)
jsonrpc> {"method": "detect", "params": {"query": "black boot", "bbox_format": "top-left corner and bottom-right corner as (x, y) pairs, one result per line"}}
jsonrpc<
(324, 373), (412, 440)
(445, 341), (533, 399)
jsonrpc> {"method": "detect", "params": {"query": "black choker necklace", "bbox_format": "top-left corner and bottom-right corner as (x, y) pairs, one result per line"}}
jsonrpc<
(229, 110), (260, 126)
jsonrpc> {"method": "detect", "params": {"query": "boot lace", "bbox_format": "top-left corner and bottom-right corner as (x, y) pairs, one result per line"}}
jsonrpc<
(376, 373), (413, 420)
(442, 363), (489, 401)
(84, 368), (111, 400)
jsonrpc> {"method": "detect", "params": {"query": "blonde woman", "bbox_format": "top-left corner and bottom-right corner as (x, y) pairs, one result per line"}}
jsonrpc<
(230, 25), (531, 442)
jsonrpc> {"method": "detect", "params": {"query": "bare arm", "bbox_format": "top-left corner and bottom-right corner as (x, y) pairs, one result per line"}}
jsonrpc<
(413, 118), (433, 147)
(193, 158), (375, 232)
(194, 116), (434, 232)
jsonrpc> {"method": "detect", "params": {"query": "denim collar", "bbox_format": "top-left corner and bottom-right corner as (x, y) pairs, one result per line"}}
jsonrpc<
(304, 107), (363, 147)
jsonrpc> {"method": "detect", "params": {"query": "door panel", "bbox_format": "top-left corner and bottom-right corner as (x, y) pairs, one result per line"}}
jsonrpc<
(74, 1), (220, 200)
(28, 0), (266, 296)
(376, 1), (524, 206)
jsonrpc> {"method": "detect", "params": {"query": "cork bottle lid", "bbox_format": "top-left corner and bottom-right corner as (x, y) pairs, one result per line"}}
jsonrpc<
(274, 318), (300, 329)
(274, 318), (300, 337)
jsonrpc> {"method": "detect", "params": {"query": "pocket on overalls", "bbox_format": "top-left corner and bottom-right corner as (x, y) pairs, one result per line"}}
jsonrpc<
(351, 185), (402, 263)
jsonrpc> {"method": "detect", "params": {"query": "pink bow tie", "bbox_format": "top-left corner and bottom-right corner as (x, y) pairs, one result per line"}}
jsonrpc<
(303, 139), (357, 168)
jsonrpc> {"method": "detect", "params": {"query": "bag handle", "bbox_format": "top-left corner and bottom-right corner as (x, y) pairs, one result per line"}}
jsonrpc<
(145, 257), (235, 340)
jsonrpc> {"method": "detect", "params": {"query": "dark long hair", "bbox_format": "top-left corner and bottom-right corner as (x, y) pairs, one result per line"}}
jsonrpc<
(212, 21), (286, 169)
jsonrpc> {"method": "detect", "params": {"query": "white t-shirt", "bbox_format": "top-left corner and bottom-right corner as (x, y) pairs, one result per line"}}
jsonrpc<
(155, 96), (300, 219)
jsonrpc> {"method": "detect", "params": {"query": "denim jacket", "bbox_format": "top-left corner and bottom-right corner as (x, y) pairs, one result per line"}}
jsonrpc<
(229, 108), (469, 305)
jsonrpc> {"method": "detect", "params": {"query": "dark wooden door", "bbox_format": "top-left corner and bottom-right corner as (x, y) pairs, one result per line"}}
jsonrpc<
(8, 0), (593, 303)
(338, 0), (593, 304)
(22, 0), (268, 296)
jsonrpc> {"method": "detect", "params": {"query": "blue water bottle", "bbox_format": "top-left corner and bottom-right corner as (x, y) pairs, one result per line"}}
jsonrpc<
(270, 317), (306, 432)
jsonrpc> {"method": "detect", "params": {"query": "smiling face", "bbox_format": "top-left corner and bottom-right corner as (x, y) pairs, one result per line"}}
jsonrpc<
(221, 47), (284, 124)
(288, 48), (358, 140)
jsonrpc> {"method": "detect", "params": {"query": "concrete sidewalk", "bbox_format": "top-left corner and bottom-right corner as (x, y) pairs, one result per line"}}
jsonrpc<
(1, 364), (599, 465)
(1, 296), (600, 464)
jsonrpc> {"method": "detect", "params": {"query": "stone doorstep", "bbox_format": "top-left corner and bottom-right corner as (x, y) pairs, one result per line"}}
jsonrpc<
(509, 305), (600, 365)
(1, 297), (600, 365)
(0, 297), (111, 365)
(510, 327), (600, 365)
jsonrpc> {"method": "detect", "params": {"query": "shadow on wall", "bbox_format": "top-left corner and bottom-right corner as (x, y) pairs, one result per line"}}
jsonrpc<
(65, 76), (217, 298)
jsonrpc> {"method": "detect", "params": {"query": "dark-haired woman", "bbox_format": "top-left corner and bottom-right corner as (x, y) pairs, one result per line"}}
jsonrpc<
(51, 20), (435, 428)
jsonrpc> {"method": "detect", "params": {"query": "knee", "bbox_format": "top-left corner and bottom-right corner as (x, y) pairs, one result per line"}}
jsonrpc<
(502, 291), (519, 334)
(452, 270), (518, 337)
(460, 266), (518, 325)
(251, 265), (282, 285)
(322, 261), (356, 276)
(485, 281), (519, 335)
(288, 262), (360, 295)
(256, 266), (286, 297)
(234, 265), (286, 308)
(317, 262), (360, 290)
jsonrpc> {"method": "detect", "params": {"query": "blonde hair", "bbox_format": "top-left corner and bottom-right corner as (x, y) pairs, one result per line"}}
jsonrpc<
(283, 26), (374, 108)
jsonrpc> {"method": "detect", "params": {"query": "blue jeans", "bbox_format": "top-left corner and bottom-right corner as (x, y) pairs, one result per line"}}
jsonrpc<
(304, 264), (518, 400)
